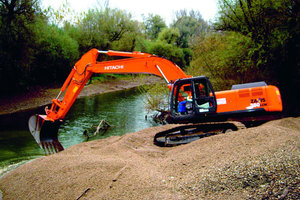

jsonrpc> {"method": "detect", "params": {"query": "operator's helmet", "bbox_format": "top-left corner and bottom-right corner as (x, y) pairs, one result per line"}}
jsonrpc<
(198, 83), (204, 90)
(198, 83), (205, 96)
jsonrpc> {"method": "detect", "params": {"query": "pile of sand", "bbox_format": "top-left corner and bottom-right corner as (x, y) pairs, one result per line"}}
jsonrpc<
(0, 117), (299, 199)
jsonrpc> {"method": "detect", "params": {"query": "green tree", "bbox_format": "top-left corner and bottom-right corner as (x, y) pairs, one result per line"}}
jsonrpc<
(0, 0), (81, 93)
(215, 0), (300, 114)
(0, 0), (40, 93)
(157, 27), (180, 44)
(143, 14), (167, 40)
(111, 21), (143, 52)
(149, 28), (187, 67)
(30, 18), (79, 84)
(172, 9), (209, 48)
(189, 32), (256, 90)
(73, 7), (140, 53)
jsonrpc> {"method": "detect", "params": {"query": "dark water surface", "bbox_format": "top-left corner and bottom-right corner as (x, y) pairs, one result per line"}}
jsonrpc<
(0, 88), (156, 177)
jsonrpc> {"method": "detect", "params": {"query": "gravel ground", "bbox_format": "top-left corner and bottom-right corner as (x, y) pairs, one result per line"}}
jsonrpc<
(0, 117), (299, 200)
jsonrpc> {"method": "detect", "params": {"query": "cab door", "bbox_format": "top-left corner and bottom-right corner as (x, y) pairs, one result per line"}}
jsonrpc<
(192, 77), (217, 114)
(170, 76), (217, 123)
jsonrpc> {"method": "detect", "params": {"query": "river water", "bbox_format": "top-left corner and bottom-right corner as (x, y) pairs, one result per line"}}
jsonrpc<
(0, 88), (157, 177)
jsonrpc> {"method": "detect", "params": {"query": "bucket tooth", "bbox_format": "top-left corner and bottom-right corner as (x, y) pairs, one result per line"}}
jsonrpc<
(41, 141), (50, 155)
(47, 142), (55, 154)
(53, 140), (64, 152)
(41, 140), (64, 155)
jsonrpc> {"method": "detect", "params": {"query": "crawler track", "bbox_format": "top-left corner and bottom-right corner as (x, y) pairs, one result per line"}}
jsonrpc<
(154, 121), (246, 147)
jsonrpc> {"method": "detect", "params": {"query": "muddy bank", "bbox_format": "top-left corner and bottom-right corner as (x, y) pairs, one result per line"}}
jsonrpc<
(0, 76), (162, 129)
(0, 117), (299, 199)
(0, 76), (161, 116)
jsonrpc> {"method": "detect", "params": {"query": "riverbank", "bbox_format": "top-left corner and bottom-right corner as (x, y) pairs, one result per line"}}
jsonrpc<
(0, 117), (299, 199)
(0, 75), (162, 116)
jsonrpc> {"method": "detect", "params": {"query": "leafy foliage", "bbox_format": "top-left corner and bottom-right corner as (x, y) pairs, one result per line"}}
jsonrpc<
(189, 32), (256, 90)
(1, 0), (298, 116)
(172, 9), (209, 48)
(212, 0), (300, 114)
(0, 2), (144, 94)
(0, 0), (40, 93)
(148, 28), (187, 67)
(0, 1), (210, 96)
(72, 7), (140, 53)
(143, 14), (167, 40)
(30, 19), (79, 84)
(138, 81), (170, 113)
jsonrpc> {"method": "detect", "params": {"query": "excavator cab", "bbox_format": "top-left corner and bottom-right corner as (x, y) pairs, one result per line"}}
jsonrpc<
(170, 76), (217, 123)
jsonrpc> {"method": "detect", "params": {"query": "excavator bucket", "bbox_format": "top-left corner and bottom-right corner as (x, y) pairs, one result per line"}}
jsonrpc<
(28, 115), (64, 154)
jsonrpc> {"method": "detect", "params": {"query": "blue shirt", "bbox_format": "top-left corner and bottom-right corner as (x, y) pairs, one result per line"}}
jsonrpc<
(178, 101), (187, 113)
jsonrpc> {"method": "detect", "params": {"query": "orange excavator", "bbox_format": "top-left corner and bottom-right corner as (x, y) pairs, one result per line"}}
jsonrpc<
(28, 49), (282, 153)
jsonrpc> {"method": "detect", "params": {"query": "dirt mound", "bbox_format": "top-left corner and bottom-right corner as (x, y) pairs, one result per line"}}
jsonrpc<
(0, 118), (299, 200)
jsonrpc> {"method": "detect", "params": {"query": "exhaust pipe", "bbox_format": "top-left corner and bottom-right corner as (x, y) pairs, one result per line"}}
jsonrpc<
(28, 115), (64, 154)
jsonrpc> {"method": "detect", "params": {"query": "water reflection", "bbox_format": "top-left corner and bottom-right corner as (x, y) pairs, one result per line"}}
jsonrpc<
(0, 87), (156, 176)
(58, 88), (155, 148)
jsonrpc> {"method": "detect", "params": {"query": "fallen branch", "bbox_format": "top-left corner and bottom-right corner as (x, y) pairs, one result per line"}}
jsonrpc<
(76, 188), (90, 200)
(93, 120), (110, 136)
(83, 120), (111, 140)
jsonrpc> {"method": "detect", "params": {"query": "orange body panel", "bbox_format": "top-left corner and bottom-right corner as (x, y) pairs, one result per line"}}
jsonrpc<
(215, 85), (283, 113)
